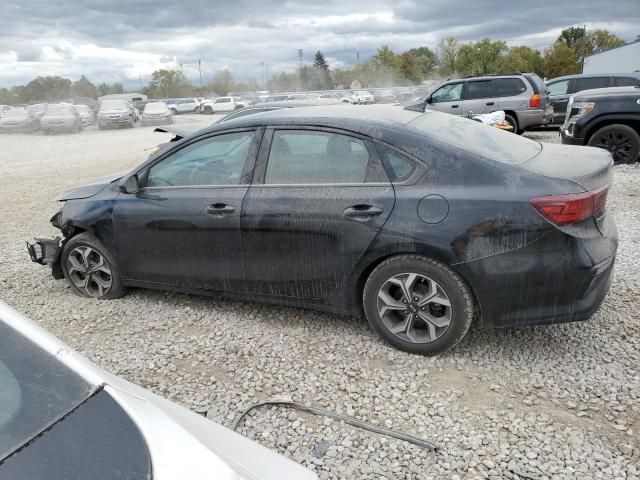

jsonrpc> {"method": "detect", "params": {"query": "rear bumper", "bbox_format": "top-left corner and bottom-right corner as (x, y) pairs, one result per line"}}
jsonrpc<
(518, 108), (552, 130)
(141, 118), (172, 126)
(464, 218), (618, 328)
(0, 124), (34, 133)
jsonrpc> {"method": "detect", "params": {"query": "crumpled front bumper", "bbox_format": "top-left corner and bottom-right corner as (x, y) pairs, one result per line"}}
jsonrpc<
(26, 237), (65, 279)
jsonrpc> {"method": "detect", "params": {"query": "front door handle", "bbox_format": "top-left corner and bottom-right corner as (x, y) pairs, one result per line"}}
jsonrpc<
(343, 205), (384, 221)
(451, 104), (459, 108)
(486, 101), (495, 106)
(204, 203), (235, 216)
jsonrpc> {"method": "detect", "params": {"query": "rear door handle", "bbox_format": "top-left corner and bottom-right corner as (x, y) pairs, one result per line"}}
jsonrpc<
(486, 102), (495, 106)
(343, 205), (384, 221)
(204, 203), (235, 216)
(451, 104), (459, 108)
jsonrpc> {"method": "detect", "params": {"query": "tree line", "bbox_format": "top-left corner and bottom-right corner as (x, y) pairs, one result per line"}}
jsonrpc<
(0, 26), (630, 104)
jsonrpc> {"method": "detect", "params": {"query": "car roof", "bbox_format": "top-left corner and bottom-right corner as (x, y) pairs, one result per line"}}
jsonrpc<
(548, 72), (640, 83)
(208, 104), (424, 133)
(574, 85), (640, 98)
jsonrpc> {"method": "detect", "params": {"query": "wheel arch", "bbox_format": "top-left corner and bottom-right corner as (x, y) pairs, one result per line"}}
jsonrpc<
(352, 245), (483, 323)
(584, 116), (640, 144)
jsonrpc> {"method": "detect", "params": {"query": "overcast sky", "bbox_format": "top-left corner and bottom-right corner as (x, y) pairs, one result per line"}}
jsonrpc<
(1, 0), (638, 88)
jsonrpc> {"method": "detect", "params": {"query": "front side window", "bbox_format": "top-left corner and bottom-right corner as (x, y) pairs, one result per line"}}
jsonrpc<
(147, 131), (255, 187)
(430, 83), (463, 103)
(464, 80), (497, 100)
(265, 130), (373, 184)
(547, 80), (569, 96)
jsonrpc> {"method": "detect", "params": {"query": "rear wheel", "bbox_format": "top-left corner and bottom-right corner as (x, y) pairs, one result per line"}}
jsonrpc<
(204, 106), (213, 114)
(363, 255), (474, 355)
(504, 113), (520, 134)
(61, 233), (126, 299)
(587, 124), (640, 164)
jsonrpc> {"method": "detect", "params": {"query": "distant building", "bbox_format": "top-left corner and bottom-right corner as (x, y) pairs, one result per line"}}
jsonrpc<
(583, 41), (640, 74)
(98, 93), (147, 103)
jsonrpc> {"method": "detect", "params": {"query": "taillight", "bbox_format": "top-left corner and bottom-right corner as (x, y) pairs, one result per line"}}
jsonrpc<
(529, 94), (541, 108)
(530, 186), (609, 226)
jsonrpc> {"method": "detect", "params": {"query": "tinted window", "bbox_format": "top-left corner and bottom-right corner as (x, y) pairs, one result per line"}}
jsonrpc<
(464, 80), (497, 100)
(614, 76), (640, 87)
(215, 98), (231, 103)
(431, 83), (463, 103)
(265, 130), (371, 184)
(494, 78), (527, 97)
(147, 131), (254, 187)
(573, 76), (610, 92)
(547, 80), (569, 96)
(0, 321), (94, 460)
(409, 112), (541, 164)
(378, 147), (417, 182)
(220, 107), (269, 122)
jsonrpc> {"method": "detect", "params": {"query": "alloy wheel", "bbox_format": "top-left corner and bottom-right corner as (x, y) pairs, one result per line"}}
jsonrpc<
(593, 130), (633, 163)
(377, 272), (452, 343)
(67, 246), (112, 297)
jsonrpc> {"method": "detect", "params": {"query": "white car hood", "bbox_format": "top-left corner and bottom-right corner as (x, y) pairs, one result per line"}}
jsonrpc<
(0, 302), (316, 480)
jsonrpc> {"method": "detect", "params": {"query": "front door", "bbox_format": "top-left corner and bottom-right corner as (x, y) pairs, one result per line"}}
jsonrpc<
(547, 78), (572, 125)
(113, 129), (260, 291)
(241, 128), (395, 299)
(461, 79), (499, 116)
(427, 82), (464, 115)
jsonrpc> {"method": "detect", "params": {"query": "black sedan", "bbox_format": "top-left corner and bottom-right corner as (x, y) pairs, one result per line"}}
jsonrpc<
(28, 105), (617, 355)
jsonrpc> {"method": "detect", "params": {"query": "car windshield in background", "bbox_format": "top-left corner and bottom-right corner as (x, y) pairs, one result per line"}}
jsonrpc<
(74, 105), (90, 113)
(0, 321), (94, 461)
(144, 102), (168, 113)
(409, 112), (542, 164)
(100, 101), (128, 110)
(3, 110), (28, 119)
(45, 105), (73, 116)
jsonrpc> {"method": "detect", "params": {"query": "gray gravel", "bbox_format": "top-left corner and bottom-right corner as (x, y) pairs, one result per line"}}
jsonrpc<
(0, 119), (638, 479)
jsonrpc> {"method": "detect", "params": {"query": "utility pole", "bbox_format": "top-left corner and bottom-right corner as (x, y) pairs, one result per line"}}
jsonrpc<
(260, 61), (265, 89)
(298, 49), (303, 90)
(198, 59), (203, 88)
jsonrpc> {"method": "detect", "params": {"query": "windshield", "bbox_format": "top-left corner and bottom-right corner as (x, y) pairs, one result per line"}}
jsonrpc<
(45, 105), (73, 116)
(409, 111), (542, 164)
(0, 321), (94, 461)
(100, 101), (128, 111)
(144, 102), (168, 113)
(3, 109), (27, 119)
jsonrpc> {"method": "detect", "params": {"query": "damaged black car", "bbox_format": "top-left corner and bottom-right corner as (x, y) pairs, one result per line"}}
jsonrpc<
(28, 105), (618, 355)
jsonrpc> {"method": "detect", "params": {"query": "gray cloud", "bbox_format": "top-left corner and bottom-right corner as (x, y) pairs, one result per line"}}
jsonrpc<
(1, 0), (638, 87)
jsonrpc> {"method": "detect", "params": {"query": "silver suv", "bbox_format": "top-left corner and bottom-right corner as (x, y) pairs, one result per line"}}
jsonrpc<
(405, 73), (553, 133)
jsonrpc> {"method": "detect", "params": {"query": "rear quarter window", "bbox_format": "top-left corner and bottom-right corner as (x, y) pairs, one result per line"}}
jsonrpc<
(573, 77), (611, 92)
(494, 78), (527, 97)
(613, 76), (640, 87)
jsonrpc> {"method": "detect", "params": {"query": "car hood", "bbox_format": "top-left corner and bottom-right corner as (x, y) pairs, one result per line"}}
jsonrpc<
(56, 171), (127, 201)
(0, 302), (317, 480)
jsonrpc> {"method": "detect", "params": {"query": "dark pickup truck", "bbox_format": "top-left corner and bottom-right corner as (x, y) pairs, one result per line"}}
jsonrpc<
(561, 86), (640, 164)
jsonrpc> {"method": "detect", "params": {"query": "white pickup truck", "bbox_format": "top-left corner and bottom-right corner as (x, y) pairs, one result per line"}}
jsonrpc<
(200, 96), (249, 114)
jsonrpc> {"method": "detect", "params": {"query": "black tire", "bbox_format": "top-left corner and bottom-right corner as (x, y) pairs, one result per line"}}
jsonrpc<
(504, 113), (520, 134)
(204, 106), (213, 115)
(363, 254), (474, 355)
(170, 108), (178, 115)
(587, 124), (640, 164)
(61, 233), (126, 299)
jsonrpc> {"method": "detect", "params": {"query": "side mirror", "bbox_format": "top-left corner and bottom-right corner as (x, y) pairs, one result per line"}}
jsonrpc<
(120, 174), (139, 194)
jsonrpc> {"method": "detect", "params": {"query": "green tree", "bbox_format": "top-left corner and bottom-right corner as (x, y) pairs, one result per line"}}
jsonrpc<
(97, 82), (124, 96)
(70, 75), (98, 98)
(407, 47), (438, 77)
(209, 69), (235, 96)
(455, 44), (476, 76)
(500, 46), (543, 75)
(22, 76), (71, 102)
(543, 41), (580, 78)
(559, 26), (587, 50)
(437, 37), (459, 76)
(556, 27), (624, 64)
(312, 51), (332, 89)
(373, 45), (398, 69)
(398, 52), (422, 83)
(146, 70), (192, 98)
(589, 29), (625, 54)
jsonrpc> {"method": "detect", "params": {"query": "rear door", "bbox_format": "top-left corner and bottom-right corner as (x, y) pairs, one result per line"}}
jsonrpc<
(427, 82), (464, 115)
(571, 76), (612, 94)
(461, 79), (499, 115)
(241, 127), (395, 299)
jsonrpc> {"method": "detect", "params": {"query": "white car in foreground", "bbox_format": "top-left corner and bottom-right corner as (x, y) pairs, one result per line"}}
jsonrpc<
(0, 301), (316, 480)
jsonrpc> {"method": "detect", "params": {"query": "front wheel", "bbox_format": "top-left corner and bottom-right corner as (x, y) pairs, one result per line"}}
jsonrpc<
(61, 233), (126, 299)
(587, 124), (640, 164)
(363, 255), (474, 355)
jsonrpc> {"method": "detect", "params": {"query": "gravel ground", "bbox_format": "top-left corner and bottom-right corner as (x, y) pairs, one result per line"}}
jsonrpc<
(0, 117), (639, 479)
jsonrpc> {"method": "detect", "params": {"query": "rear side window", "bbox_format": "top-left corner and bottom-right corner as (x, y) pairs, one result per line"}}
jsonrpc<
(265, 130), (377, 184)
(573, 77), (611, 92)
(494, 78), (527, 97)
(464, 80), (497, 100)
(522, 74), (545, 94)
(614, 76), (640, 87)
